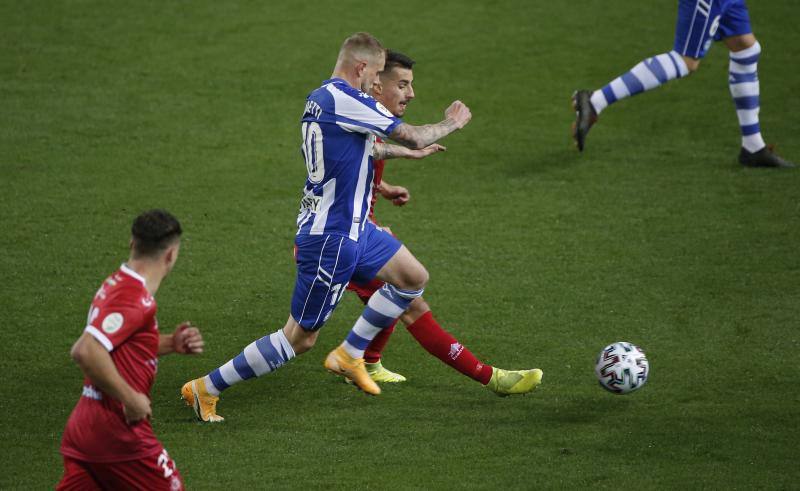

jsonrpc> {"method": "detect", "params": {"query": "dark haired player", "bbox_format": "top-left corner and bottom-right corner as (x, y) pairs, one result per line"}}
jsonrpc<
(341, 50), (544, 397)
(573, 0), (794, 168)
(181, 32), (474, 422)
(57, 210), (204, 491)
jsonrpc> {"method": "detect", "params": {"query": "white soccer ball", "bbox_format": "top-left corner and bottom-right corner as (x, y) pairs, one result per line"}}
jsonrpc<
(595, 342), (649, 394)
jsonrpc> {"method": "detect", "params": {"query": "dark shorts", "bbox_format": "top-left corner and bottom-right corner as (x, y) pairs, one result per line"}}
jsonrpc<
(674, 0), (752, 58)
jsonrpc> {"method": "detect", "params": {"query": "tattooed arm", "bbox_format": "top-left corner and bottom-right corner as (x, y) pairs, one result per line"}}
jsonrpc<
(388, 100), (472, 149)
(372, 142), (446, 160)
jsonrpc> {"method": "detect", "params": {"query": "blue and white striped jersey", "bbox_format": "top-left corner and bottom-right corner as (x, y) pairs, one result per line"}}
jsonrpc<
(296, 78), (402, 241)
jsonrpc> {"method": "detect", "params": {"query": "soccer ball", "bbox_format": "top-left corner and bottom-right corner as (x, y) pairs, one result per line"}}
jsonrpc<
(595, 342), (649, 394)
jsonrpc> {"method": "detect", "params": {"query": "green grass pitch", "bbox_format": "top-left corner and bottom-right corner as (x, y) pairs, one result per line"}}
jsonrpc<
(2, 1), (799, 488)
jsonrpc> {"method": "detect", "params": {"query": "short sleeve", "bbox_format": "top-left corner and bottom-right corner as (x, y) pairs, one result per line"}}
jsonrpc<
(85, 293), (147, 351)
(325, 84), (402, 137)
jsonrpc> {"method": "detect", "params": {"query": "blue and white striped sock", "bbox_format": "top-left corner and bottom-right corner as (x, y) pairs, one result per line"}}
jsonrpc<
(342, 284), (424, 359)
(729, 42), (765, 153)
(590, 51), (689, 114)
(203, 329), (296, 396)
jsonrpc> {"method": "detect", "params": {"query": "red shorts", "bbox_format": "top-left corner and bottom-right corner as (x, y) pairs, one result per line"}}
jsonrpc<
(57, 449), (183, 491)
(346, 277), (385, 304)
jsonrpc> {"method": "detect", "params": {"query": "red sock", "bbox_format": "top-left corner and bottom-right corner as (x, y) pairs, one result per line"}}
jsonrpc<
(364, 321), (397, 363)
(406, 311), (493, 385)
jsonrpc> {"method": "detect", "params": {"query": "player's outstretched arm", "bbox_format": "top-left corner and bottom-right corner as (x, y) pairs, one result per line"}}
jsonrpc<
(373, 142), (446, 160)
(70, 332), (152, 424)
(158, 321), (204, 356)
(389, 100), (471, 149)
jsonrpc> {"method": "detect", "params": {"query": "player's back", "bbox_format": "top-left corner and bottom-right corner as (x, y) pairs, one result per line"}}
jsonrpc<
(297, 78), (402, 241)
(61, 265), (162, 463)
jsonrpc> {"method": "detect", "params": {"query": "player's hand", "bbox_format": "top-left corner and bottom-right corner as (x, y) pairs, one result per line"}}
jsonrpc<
(408, 143), (446, 159)
(445, 100), (472, 129)
(172, 321), (204, 354)
(123, 391), (152, 425)
(380, 184), (410, 206)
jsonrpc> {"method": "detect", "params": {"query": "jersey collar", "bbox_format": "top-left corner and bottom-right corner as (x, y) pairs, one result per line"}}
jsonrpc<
(324, 77), (349, 87)
(120, 263), (147, 286)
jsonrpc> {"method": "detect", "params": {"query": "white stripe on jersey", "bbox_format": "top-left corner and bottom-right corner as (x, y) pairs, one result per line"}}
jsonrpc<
(297, 208), (312, 231)
(85, 325), (113, 351)
(336, 121), (370, 134)
(310, 178), (337, 235)
(325, 84), (397, 136)
(349, 138), (372, 241)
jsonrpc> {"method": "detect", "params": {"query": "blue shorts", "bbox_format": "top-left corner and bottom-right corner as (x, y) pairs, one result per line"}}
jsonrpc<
(290, 221), (402, 331)
(674, 0), (752, 59)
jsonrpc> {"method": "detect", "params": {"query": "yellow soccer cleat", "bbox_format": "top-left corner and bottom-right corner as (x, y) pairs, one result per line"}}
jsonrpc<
(324, 346), (381, 395)
(181, 378), (224, 422)
(366, 361), (407, 383)
(486, 368), (543, 397)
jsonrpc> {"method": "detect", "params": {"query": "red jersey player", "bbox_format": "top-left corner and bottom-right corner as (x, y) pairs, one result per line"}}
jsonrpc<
(57, 210), (204, 491)
(338, 50), (543, 396)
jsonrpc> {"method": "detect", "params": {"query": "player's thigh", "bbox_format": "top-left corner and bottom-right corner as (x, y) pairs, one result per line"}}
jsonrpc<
(56, 456), (102, 491)
(673, 0), (722, 59)
(717, 0), (754, 47)
(291, 234), (358, 331)
(90, 449), (183, 491)
(351, 221), (425, 289)
(372, 245), (428, 290)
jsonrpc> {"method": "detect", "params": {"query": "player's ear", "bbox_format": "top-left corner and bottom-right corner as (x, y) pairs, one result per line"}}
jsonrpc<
(372, 80), (383, 96)
(355, 60), (367, 78)
(164, 242), (180, 269)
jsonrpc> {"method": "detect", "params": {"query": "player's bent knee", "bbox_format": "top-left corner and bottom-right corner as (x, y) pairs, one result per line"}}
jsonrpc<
(388, 264), (428, 291)
(283, 317), (319, 354)
(409, 266), (429, 290)
(404, 271), (428, 291)
(724, 33), (757, 52)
